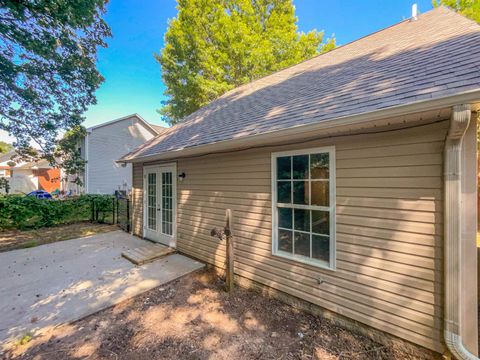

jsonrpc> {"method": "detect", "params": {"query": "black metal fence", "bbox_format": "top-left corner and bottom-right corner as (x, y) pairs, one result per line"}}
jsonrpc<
(90, 197), (114, 224)
(86, 193), (131, 232)
(114, 195), (131, 233)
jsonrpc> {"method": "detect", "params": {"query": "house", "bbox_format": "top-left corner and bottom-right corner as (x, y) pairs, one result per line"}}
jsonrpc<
(72, 114), (167, 195)
(119, 7), (479, 358)
(0, 151), (61, 194)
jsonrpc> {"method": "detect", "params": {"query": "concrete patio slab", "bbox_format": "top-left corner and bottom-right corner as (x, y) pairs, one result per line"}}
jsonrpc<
(0, 230), (204, 348)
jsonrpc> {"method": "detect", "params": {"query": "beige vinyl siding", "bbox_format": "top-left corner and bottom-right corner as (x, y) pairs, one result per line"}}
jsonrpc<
(132, 162), (143, 236)
(132, 120), (447, 352)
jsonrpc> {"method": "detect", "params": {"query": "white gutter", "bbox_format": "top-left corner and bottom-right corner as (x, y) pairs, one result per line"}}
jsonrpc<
(121, 88), (480, 164)
(444, 104), (478, 360)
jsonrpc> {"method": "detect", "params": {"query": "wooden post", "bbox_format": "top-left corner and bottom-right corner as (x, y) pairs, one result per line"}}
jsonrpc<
(225, 209), (234, 292)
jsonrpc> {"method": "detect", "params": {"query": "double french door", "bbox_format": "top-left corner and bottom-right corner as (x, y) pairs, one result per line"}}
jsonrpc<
(143, 164), (176, 247)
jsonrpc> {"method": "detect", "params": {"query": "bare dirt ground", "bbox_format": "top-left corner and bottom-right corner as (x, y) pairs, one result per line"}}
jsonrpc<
(0, 222), (117, 252)
(5, 269), (437, 360)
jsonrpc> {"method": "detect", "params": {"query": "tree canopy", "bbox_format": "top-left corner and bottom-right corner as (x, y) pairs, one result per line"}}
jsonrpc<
(54, 125), (87, 185)
(157, 0), (335, 125)
(0, 141), (12, 154)
(0, 0), (110, 160)
(433, 0), (480, 23)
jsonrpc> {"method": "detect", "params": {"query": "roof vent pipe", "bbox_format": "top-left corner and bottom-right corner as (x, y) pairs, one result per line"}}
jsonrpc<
(411, 3), (418, 20)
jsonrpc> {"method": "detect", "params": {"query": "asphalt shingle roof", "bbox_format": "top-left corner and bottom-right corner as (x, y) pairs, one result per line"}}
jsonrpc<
(149, 124), (169, 136)
(123, 7), (480, 161)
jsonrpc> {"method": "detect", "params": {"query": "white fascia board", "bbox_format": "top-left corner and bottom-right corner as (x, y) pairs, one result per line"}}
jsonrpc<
(121, 89), (480, 164)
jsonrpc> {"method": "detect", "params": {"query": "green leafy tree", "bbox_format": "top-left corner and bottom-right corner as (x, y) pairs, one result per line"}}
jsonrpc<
(433, 0), (480, 23)
(157, 0), (335, 124)
(53, 125), (87, 186)
(0, 0), (111, 159)
(0, 141), (12, 154)
(0, 177), (10, 194)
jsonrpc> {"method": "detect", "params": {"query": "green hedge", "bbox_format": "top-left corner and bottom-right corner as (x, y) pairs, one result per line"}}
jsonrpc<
(0, 194), (115, 231)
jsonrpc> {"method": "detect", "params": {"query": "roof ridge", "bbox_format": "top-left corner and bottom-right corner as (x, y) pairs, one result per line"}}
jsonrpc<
(176, 6), (450, 127)
(439, 4), (480, 29)
(224, 6), (473, 93)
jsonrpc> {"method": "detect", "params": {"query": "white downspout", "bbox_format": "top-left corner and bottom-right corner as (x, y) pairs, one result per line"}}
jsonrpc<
(84, 130), (90, 194)
(444, 104), (478, 360)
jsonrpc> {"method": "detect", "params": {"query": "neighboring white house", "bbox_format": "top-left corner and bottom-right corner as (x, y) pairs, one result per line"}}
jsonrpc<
(73, 114), (166, 195)
(0, 150), (61, 194)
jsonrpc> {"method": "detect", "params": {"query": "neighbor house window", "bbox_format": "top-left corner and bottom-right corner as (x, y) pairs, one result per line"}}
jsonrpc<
(272, 147), (335, 269)
(0, 169), (5, 177)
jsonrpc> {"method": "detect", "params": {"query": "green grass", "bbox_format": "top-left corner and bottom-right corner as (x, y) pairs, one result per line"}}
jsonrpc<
(16, 333), (32, 346)
(21, 240), (38, 249)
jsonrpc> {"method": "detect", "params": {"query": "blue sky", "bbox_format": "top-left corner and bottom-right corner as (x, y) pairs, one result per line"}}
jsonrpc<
(83, 0), (434, 128)
(0, 0), (435, 143)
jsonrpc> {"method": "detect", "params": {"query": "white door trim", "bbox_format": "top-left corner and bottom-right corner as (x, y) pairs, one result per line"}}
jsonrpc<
(143, 163), (177, 248)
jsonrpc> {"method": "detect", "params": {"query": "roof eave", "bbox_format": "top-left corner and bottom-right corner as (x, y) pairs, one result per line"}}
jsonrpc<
(120, 88), (480, 164)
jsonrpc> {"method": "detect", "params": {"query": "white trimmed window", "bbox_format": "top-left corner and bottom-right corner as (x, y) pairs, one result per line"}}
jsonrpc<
(0, 169), (5, 177)
(272, 146), (336, 269)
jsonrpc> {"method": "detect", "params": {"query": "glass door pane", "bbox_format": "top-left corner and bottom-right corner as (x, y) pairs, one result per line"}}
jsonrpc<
(161, 171), (173, 235)
(147, 172), (157, 231)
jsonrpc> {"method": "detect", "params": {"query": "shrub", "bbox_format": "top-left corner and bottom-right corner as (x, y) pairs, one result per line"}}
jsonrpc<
(78, 194), (115, 223)
(0, 194), (115, 231)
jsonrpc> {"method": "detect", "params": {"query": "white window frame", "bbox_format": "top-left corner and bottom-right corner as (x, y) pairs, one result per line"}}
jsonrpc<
(271, 146), (336, 270)
(0, 169), (5, 177)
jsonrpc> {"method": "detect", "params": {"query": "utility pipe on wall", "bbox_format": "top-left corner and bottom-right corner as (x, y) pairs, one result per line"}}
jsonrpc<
(85, 130), (91, 194)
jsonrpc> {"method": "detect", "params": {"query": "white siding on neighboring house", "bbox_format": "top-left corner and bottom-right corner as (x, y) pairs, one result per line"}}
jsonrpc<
(10, 169), (38, 194)
(84, 115), (160, 194)
(0, 152), (39, 194)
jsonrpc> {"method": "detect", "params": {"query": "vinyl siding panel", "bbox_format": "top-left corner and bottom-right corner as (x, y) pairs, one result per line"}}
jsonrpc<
(132, 162), (144, 235)
(131, 120), (447, 352)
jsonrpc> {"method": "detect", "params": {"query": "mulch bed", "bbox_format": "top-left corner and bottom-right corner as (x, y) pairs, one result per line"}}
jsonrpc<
(0, 222), (118, 252)
(5, 269), (437, 360)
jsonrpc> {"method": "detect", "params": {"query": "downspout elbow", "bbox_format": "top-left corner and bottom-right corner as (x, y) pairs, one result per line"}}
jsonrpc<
(445, 331), (478, 360)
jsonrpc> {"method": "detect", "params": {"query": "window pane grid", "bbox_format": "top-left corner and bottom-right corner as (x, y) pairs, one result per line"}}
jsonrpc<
(279, 227), (328, 237)
(147, 173), (157, 231)
(274, 150), (333, 268)
(277, 203), (329, 211)
(161, 172), (173, 236)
